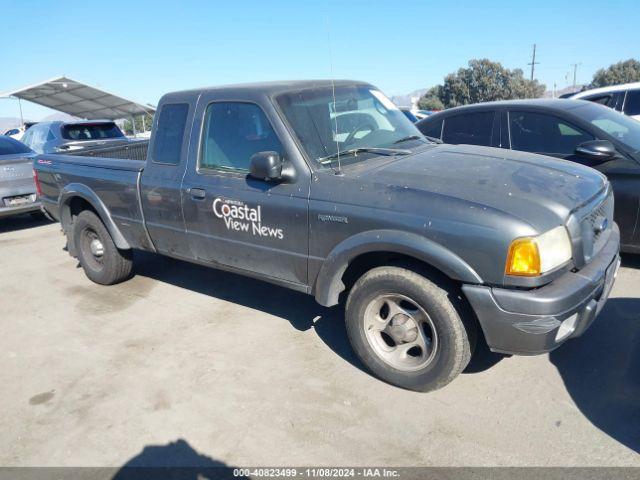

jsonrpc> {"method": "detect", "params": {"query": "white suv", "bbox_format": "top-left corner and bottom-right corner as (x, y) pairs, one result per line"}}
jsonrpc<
(570, 82), (640, 122)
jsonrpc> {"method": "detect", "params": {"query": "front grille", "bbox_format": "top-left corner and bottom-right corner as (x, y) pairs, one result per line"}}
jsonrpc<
(580, 191), (614, 263)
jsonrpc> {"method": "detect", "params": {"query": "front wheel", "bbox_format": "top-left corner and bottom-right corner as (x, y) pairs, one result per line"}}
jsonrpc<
(73, 210), (133, 285)
(345, 266), (476, 392)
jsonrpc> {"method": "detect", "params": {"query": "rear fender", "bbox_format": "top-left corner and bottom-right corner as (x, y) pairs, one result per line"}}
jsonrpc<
(58, 183), (131, 255)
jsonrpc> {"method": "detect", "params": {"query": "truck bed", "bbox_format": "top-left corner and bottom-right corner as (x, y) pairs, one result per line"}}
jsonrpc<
(35, 151), (151, 252)
(65, 139), (149, 162)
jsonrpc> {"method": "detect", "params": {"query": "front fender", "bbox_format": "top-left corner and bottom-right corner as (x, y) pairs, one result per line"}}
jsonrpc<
(58, 183), (131, 251)
(314, 229), (483, 307)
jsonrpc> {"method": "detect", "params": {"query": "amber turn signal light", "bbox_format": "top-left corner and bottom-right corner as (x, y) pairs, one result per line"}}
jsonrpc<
(505, 238), (541, 276)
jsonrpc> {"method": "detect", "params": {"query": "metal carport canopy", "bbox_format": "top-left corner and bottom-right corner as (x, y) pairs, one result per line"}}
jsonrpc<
(0, 76), (155, 120)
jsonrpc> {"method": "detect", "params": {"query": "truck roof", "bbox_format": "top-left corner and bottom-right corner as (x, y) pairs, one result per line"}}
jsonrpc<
(165, 79), (371, 97)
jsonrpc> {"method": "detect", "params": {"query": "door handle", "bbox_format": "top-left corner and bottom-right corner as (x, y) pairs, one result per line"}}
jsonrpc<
(188, 188), (206, 200)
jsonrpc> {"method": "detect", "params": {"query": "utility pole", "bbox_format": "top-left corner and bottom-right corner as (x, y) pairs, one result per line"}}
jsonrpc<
(528, 44), (539, 81)
(570, 63), (581, 90)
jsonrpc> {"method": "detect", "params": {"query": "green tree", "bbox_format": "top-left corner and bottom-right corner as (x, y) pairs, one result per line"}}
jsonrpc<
(591, 59), (640, 88)
(419, 59), (546, 109)
(417, 86), (444, 110)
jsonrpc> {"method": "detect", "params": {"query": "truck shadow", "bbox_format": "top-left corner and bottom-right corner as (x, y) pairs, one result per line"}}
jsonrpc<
(0, 213), (50, 234)
(132, 251), (503, 379)
(112, 438), (245, 479)
(549, 297), (640, 453)
(133, 251), (360, 369)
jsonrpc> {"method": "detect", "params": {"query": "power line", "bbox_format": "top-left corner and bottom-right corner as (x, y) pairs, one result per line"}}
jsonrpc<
(527, 44), (539, 81)
(570, 63), (582, 90)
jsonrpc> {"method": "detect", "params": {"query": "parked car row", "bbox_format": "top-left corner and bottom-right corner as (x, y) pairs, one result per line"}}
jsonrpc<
(1, 120), (132, 219)
(3, 122), (37, 141)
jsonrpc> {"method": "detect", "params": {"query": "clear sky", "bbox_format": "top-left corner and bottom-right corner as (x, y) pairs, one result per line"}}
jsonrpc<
(1, 0), (638, 120)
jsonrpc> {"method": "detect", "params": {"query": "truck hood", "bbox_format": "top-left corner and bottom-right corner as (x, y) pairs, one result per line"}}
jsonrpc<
(358, 144), (607, 231)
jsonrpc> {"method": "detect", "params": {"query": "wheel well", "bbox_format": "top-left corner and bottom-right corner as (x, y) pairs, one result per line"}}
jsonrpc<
(340, 251), (453, 296)
(339, 251), (481, 351)
(68, 197), (98, 220)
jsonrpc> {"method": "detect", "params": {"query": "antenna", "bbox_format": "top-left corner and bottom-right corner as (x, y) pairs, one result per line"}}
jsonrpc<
(326, 16), (343, 175)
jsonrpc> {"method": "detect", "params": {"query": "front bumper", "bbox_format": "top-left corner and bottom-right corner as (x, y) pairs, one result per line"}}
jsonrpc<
(462, 224), (621, 355)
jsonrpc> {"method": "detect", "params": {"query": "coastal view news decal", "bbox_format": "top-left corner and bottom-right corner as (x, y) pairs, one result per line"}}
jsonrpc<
(213, 197), (284, 239)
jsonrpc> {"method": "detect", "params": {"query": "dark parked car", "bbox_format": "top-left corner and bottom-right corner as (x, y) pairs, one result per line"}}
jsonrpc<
(34, 81), (620, 392)
(416, 99), (640, 252)
(21, 120), (129, 154)
(0, 136), (40, 218)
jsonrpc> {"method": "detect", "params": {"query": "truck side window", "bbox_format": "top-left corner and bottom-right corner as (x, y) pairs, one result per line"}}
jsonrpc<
(442, 112), (494, 146)
(152, 103), (189, 165)
(200, 102), (283, 173)
(509, 111), (593, 155)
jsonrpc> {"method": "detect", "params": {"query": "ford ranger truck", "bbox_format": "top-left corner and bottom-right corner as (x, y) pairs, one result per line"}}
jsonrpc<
(34, 81), (621, 392)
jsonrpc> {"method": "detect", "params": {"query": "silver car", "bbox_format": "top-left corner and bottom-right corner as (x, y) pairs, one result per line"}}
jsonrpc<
(20, 120), (129, 154)
(0, 136), (40, 218)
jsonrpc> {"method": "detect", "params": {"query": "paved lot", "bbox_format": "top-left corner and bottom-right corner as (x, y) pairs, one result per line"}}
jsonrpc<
(0, 215), (638, 468)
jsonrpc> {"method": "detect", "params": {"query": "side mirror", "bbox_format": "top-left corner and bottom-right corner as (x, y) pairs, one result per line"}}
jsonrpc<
(575, 140), (617, 163)
(249, 151), (283, 181)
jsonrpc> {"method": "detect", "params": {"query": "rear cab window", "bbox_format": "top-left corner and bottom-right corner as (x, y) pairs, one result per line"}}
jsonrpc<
(151, 103), (189, 164)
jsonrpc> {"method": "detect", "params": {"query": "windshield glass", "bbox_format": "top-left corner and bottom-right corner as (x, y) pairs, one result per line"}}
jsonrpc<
(62, 122), (125, 141)
(277, 85), (427, 167)
(574, 103), (640, 152)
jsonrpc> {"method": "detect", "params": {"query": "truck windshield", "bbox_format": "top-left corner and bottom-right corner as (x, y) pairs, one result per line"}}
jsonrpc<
(277, 85), (428, 167)
(62, 122), (125, 141)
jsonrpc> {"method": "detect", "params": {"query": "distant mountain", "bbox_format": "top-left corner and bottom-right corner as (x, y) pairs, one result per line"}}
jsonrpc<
(544, 85), (585, 98)
(391, 88), (428, 108)
(41, 112), (79, 122)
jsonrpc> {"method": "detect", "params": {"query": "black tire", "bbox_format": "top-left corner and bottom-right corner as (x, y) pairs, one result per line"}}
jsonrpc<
(73, 210), (133, 285)
(345, 266), (476, 392)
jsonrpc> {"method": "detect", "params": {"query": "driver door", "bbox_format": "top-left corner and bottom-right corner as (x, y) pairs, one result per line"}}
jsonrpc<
(181, 97), (311, 286)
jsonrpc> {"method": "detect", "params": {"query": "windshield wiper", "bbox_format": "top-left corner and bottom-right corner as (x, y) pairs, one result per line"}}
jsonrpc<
(394, 134), (442, 145)
(393, 135), (423, 144)
(318, 147), (411, 165)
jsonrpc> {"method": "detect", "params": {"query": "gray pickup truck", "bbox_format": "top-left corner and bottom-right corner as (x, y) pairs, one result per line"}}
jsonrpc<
(34, 80), (621, 392)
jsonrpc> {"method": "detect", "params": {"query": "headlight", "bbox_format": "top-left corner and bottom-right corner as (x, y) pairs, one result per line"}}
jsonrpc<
(506, 226), (572, 276)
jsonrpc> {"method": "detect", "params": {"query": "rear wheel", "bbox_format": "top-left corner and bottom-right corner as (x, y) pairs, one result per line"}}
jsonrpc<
(345, 266), (475, 392)
(73, 210), (132, 285)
